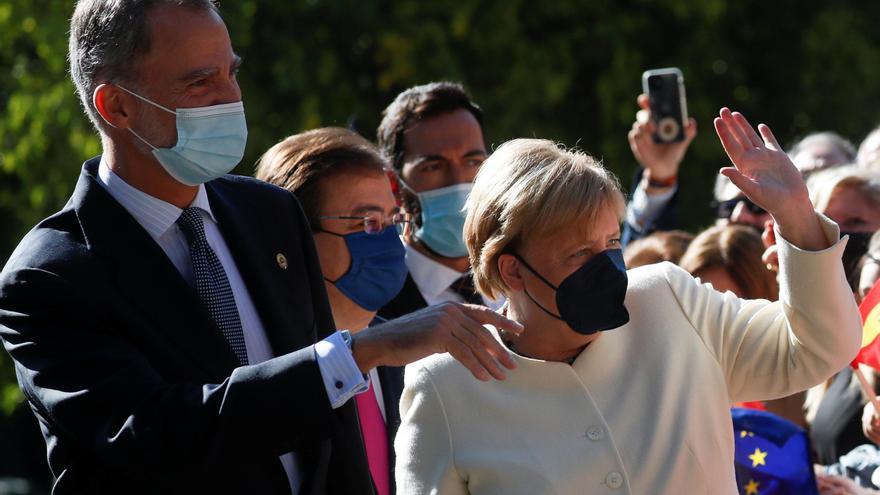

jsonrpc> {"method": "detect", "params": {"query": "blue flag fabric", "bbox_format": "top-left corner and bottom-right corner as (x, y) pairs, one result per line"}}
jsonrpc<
(731, 407), (819, 495)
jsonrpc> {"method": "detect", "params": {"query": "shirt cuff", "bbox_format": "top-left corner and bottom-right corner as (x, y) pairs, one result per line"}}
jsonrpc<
(315, 331), (369, 409)
(625, 181), (677, 230)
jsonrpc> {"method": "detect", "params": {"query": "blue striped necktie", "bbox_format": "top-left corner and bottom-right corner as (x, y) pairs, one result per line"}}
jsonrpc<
(177, 207), (249, 366)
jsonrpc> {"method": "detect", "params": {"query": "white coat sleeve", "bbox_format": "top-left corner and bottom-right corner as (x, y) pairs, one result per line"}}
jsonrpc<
(395, 362), (469, 495)
(664, 213), (862, 402)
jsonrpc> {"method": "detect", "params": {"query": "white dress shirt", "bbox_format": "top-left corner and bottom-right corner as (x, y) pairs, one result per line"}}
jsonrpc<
(96, 161), (367, 493)
(404, 241), (503, 310)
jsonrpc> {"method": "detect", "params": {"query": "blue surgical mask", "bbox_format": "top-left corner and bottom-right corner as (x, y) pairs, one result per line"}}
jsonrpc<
(118, 86), (248, 186)
(411, 183), (472, 258)
(322, 226), (408, 311)
(515, 249), (630, 335)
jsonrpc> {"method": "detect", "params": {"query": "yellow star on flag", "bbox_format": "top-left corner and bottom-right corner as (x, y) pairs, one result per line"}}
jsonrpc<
(744, 479), (760, 495)
(748, 448), (768, 467)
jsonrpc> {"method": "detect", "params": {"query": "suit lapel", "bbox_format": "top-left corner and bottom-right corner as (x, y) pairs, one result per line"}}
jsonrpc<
(205, 181), (314, 356)
(73, 160), (238, 379)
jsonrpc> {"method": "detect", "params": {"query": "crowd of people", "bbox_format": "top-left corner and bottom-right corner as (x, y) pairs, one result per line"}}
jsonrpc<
(0, 1), (878, 494)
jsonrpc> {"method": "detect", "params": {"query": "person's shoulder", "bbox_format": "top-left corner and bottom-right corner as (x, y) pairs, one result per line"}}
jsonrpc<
(404, 352), (475, 393)
(212, 174), (297, 204)
(0, 206), (99, 299)
(626, 261), (688, 294)
(4, 206), (90, 273)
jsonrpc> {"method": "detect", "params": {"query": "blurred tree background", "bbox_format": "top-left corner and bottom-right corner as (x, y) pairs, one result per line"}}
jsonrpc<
(2, 0), (880, 488)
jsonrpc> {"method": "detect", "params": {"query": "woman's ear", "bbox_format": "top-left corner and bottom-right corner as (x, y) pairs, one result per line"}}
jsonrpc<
(498, 253), (525, 292)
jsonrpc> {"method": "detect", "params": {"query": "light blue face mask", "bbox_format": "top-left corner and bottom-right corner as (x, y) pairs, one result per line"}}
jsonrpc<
(412, 182), (473, 258)
(118, 86), (248, 186)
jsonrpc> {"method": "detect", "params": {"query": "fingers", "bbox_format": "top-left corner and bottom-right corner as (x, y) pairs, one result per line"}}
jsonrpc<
(761, 245), (779, 273)
(450, 311), (513, 378)
(732, 111), (763, 148)
(759, 123), (782, 151)
(445, 334), (491, 381)
(637, 93), (650, 111)
(628, 126), (644, 164)
(719, 107), (754, 152)
(719, 167), (760, 200)
(714, 114), (744, 163)
(684, 118), (698, 142)
(460, 303), (524, 337)
(762, 219), (776, 247)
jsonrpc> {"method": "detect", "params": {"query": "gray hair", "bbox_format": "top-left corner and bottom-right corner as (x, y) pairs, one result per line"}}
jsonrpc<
(68, 0), (219, 130)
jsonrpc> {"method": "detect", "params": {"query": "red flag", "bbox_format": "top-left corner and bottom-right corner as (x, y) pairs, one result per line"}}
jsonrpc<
(852, 281), (880, 368)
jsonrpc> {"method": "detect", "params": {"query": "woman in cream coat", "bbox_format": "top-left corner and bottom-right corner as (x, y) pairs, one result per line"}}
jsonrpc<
(394, 109), (862, 494)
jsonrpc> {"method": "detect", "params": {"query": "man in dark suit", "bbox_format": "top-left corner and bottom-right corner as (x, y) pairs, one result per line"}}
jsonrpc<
(0, 2), (521, 494)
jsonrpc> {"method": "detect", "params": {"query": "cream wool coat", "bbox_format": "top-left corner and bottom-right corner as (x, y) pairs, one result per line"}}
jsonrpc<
(395, 218), (862, 495)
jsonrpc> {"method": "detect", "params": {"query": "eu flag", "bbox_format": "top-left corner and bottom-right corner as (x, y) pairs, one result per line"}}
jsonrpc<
(732, 407), (818, 495)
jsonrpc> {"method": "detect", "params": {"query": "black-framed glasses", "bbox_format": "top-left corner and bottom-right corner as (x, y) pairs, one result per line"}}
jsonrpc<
(319, 210), (413, 235)
(711, 197), (766, 219)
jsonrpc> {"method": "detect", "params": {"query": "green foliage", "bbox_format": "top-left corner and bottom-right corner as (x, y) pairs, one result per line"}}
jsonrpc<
(2, 0), (880, 416)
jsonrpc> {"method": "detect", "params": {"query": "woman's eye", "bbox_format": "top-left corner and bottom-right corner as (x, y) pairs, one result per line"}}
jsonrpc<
(608, 239), (621, 248)
(467, 158), (484, 167)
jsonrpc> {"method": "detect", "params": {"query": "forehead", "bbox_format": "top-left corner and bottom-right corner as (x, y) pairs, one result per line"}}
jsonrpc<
(523, 202), (622, 253)
(402, 109), (485, 158)
(317, 170), (396, 212)
(137, 5), (232, 78)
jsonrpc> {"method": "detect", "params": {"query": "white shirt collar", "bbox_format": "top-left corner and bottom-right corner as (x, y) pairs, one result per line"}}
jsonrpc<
(404, 239), (466, 300)
(97, 158), (216, 241)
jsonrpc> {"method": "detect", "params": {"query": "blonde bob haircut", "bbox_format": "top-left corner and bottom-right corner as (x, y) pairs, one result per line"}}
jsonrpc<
(464, 138), (625, 300)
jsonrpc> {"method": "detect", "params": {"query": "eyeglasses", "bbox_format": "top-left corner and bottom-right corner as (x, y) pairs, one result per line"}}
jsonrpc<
(711, 197), (767, 219)
(319, 210), (414, 235)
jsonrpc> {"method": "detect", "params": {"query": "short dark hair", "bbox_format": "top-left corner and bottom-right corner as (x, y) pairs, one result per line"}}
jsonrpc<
(254, 127), (388, 228)
(69, 0), (219, 130)
(376, 81), (484, 173)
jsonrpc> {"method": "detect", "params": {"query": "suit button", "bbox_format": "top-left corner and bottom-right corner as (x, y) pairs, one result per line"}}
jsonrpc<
(335, 380), (343, 389)
(606, 471), (623, 489)
(586, 426), (604, 441)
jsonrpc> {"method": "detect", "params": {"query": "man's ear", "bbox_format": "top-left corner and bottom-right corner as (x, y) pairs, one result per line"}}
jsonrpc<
(93, 84), (133, 129)
(498, 253), (525, 292)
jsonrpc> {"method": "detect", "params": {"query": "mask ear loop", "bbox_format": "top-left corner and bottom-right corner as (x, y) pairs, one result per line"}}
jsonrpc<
(512, 253), (566, 322)
(115, 85), (177, 151)
(313, 226), (349, 284)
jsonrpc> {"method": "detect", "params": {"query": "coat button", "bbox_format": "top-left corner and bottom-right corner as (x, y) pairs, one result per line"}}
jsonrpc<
(586, 426), (604, 441)
(276, 253), (288, 269)
(606, 471), (623, 489)
(334, 380), (343, 389)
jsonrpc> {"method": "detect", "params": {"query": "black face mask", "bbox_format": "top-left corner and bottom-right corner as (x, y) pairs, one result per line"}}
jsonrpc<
(515, 249), (630, 335)
(842, 231), (874, 281)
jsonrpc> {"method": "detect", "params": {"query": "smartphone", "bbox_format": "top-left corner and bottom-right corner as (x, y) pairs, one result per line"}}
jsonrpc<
(641, 68), (688, 144)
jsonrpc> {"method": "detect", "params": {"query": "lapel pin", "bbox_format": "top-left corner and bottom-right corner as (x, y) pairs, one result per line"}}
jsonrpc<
(276, 253), (288, 270)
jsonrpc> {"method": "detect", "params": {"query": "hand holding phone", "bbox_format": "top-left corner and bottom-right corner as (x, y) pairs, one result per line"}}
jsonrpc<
(642, 68), (688, 144)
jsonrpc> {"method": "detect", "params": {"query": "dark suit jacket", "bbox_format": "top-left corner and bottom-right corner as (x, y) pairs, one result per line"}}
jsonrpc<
(377, 273), (428, 321)
(0, 157), (373, 494)
(810, 366), (871, 465)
